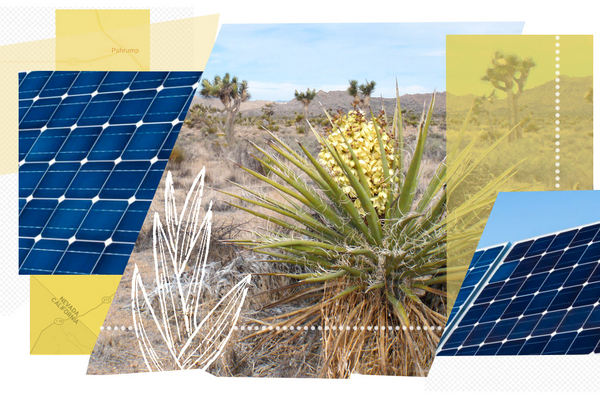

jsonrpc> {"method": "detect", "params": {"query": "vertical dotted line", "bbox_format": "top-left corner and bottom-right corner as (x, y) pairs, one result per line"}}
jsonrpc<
(555, 35), (561, 189)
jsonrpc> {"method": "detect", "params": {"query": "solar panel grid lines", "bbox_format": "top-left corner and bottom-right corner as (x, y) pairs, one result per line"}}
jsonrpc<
(18, 71), (202, 275)
(437, 221), (600, 356)
(447, 244), (511, 326)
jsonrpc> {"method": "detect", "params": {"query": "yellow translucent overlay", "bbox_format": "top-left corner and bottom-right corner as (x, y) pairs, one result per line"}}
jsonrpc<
(446, 35), (593, 314)
(0, 9), (219, 354)
(0, 10), (218, 176)
(30, 275), (121, 354)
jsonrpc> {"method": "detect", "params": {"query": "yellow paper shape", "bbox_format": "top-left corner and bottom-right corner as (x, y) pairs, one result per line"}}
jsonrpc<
(446, 35), (593, 315)
(16, 9), (220, 355)
(56, 9), (150, 71)
(30, 275), (121, 354)
(0, 39), (55, 175)
(1, 12), (218, 176)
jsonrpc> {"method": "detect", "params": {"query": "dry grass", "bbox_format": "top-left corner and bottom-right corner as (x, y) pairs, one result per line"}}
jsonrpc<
(319, 281), (445, 378)
(88, 120), (447, 378)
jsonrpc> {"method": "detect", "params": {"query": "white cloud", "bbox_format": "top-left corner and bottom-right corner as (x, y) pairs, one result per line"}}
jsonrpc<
(424, 49), (446, 57)
(318, 84), (348, 92)
(247, 81), (297, 101)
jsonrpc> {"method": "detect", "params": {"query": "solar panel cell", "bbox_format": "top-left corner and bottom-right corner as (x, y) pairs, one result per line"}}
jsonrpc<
(580, 242), (600, 264)
(573, 282), (600, 307)
(88, 125), (135, 161)
(123, 123), (172, 160)
(502, 294), (533, 319)
(584, 306), (600, 329)
(26, 128), (68, 162)
(137, 161), (168, 200)
(486, 317), (518, 343)
(42, 200), (90, 239)
(489, 260), (519, 283)
(474, 281), (503, 304)
(79, 92), (123, 126)
(54, 241), (104, 274)
(588, 265), (600, 283)
(144, 87), (193, 122)
(518, 273), (547, 296)
(547, 230), (577, 252)
(56, 127), (103, 161)
(496, 339), (524, 355)
(511, 256), (541, 278)
(540, 269), (571, 291)
(557, 305), (593, 333)
(571, 224), (600, 247)
(110, 89), (156, 125)
(555, 245), (587, 269)
(495, 277), (525, 300)
(519, 335), (548, 355)
(543, 331), (576, 355)
(567, 328), (600, 354)
(19, 71), (52, 99)
(98, 71), (137, 93)
(130, 72), (168, 90)
(531, 250), (562, 274)
(68, 71), (106, 95)
(507, 314), (541, 340)
(525, 235), (555, 257)
(21, 97), (62, 129)
(92, 243), (136, 274)
(504, 241), (533, 262)
(532, 310), (566, 336)
(21, 239), (69, 274)
(524, 290), (557, 315)
(77, 201), (128, 241)
(476, 342), (502, 355)
(19, 199), (58, 237)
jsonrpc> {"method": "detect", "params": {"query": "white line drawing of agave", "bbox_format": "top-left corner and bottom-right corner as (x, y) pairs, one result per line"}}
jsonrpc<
(131, 167), (251, 372)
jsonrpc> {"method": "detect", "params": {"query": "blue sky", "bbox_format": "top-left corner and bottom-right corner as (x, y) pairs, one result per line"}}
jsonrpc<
(201, 22), (524, 101)
(478, 191), (600, 248)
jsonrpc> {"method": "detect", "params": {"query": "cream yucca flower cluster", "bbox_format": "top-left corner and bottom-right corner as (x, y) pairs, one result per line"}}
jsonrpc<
(319, 110), (395, 216)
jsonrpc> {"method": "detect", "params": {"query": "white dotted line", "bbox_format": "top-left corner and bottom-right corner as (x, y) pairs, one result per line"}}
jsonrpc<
(232, 325), (445, 332)
(101, 325), (446, 333)
(555, 35), (561, 188)
(100, 325), (134, 331)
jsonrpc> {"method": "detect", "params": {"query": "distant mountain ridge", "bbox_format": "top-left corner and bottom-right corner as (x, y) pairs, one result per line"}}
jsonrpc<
(191, 90), (446, 117)
(447, 75), (593, 115)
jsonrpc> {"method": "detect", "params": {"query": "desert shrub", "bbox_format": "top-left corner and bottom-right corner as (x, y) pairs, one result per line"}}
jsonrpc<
(169, 145), (186, 166)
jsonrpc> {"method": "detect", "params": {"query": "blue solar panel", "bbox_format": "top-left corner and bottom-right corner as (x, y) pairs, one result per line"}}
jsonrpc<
(18, 71), (202, 275)
(437, 222), (600, 356)
(447, 244), (510, 327)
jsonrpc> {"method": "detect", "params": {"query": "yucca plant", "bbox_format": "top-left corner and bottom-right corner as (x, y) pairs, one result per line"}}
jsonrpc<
(221, 86), (519, 377)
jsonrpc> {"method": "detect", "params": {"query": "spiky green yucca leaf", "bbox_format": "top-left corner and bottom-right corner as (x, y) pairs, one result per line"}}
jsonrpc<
(225, 90), (513, 296)
(224, 89), (516, 375)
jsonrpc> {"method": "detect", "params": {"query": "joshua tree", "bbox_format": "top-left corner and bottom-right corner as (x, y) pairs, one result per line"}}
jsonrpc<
(200, 73), (250, 145)
(358, 80), (376, 109)
(347, 79), (377, 110)
(347, 79), (361, 105)
(473, 90), (498, 142)
(585, 86), (593, 103)
(294, 88), (317, 133)
(481, 51), (535, 140)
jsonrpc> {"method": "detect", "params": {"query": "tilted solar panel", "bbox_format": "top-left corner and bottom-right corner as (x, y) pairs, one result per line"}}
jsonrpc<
(18, 71), (202, 275)
(447, 244), (510, 327)
(437, 222), (600, 356)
